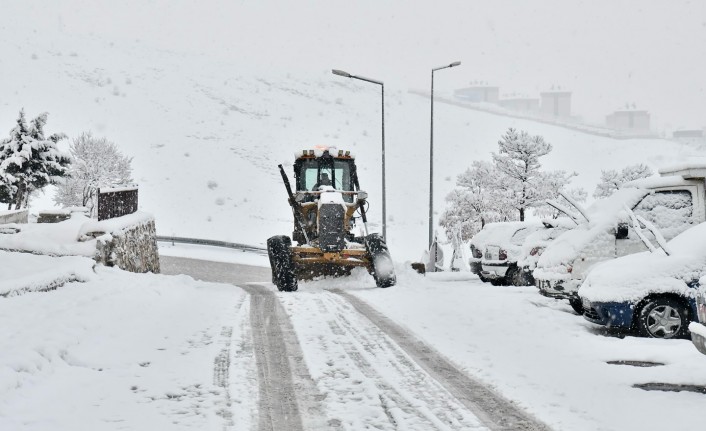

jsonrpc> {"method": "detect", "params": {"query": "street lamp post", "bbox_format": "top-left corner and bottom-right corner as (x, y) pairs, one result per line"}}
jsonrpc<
(429, 61), (461, 250)
(332, 69), (387, 241)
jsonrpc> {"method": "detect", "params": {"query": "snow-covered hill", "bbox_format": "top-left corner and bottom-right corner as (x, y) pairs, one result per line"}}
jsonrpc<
(2, 20), (705, 261)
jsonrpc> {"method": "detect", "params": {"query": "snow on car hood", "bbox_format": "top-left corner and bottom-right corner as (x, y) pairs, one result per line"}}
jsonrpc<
(536, 188), (648, 270)
(579, 222), (706, 303)
(517, 218), (574, 269)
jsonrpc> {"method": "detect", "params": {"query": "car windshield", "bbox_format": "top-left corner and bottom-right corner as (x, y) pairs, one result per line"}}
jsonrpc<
(510, 228), (533, 245)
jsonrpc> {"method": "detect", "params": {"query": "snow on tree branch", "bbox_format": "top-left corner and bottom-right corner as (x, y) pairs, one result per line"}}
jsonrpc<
(53, 132), (133, 217)
(0, 110), (71, 209)
(593, 163), (653, 199)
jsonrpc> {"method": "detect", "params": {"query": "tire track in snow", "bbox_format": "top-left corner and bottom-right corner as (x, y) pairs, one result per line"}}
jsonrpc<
(331, 289), (552, 431)
(240, 283), (326, 431)
(316, 294), (487, 430)
(213, 293), (247, 430)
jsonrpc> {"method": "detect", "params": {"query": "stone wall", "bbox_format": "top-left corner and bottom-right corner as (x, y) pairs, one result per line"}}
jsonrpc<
(90, 216), (161, 274)
(0, 209), (28, 224)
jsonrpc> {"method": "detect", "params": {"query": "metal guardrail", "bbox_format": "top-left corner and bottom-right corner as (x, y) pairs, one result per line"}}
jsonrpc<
(156, 236), (268, 254)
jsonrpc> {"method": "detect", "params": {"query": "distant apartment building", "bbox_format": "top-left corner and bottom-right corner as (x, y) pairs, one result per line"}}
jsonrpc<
(498, 97), (540, 113)
(453, 85), (500, 103)
(540, 91), (571, 118)
(673, 129), (705, 144)
(606, 109), (650, 131)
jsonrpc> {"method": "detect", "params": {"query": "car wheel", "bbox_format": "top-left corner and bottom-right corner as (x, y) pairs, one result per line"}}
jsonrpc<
(568, 297), (584, 315)
(512, 268), (534, 286)
(504, 266), (517, 286)
(637, 297), (689, 339)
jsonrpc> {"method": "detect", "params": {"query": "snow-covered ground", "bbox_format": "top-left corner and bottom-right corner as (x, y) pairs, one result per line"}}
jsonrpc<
(0, 252), (258, 430)
(3, 3), (706, 430)
(2, 245), (705, 430)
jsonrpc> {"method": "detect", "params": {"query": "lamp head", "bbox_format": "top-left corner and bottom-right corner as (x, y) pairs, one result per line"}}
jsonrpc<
(332, 69), (351, 78)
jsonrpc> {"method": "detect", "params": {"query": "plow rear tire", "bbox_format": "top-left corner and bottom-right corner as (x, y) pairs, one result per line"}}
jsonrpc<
(366, 234), (396, 288)
(267, 235), (298, 292)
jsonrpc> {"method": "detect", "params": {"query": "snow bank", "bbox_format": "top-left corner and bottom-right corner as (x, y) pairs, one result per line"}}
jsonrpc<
(78, 211), (155, 238)
(0, 251), (95, 296)
(0, 214), (96, 256)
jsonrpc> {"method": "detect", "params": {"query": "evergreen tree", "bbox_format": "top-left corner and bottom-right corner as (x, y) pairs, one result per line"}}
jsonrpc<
(442, 128), (579, 240)
(0, 110), (70, 209)
(492, 128), (561, 220)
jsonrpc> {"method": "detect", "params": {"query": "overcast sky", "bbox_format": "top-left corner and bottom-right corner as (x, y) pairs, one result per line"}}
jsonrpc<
(11, 0), (706, 128)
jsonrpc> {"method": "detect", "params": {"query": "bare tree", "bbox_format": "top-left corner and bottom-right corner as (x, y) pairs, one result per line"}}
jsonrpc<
(440, 160), (515, 242)
(54, 132), (133, 216)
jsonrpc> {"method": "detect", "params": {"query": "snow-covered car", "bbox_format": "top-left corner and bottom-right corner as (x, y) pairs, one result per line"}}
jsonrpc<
(579, 222), (706, 339)
(479, 221), (544, 285)
(534, 174), (703, 314)
(516, 218), (575, 284)
(689, 286), (706, 354)
(469, 222), (517, 279)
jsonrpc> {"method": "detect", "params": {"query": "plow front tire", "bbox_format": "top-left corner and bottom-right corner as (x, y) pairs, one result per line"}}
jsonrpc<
(365, 234), (397, 288)
(267, 235), (298, 292)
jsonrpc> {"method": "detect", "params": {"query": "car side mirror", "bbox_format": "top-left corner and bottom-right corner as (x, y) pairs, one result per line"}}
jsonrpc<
(615, 222), (629, 239)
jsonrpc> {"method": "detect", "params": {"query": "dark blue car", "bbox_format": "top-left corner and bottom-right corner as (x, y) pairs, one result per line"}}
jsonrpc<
(579, 222), (706, 339)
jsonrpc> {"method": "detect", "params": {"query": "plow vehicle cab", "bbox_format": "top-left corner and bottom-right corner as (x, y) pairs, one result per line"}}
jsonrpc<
(267, 147), (396, 291)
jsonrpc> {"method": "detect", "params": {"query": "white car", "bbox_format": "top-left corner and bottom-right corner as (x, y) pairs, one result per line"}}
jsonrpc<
(469, 222), (520, 279)
(579, 222), (706, 338)
(516, 218), (575, 283)
(480, 221), (544, 285)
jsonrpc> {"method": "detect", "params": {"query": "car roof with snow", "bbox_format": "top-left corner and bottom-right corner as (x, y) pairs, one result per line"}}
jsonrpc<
(579, 221), (706, 303)
(470, 221), (541, 249)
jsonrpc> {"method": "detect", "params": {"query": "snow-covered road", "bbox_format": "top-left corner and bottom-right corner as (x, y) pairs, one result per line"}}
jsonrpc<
(3, 249), (705, 430)
(161, 255), (547, 430)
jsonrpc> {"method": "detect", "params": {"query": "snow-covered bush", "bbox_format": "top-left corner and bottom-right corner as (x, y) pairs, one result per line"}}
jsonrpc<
(0, 110), (71, 209)
(54, 132), (133, 217)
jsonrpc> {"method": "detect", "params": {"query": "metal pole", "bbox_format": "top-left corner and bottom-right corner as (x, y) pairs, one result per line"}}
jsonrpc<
(428, 61), (461, 252)
(429, 70), (435, 250)
(331, 69), (386, 241)
(381, 83), (386, 241)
